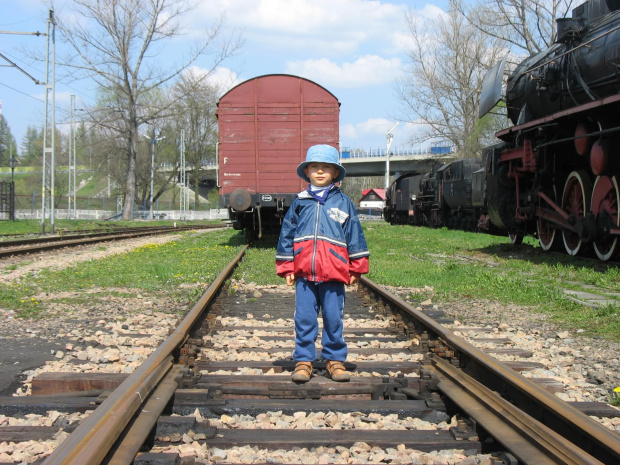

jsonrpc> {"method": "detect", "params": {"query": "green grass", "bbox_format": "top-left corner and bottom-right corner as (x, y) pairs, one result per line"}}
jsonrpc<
(0, 228), (245, 318)
(363, 223), (620, 339)
(1, 220), (619, 341)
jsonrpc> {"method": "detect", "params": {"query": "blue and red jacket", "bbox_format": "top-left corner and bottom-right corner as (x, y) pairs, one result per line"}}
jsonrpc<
(276, 186), (369, 283)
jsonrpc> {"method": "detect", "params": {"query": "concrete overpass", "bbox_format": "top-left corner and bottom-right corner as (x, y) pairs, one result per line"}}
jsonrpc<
(340, 152), (456, 177)
(160, 149), (458, 186)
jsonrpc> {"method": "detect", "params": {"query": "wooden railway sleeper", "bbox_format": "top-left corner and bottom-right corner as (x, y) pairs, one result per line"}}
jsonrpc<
(493, 452), (519, 465)
(154, 416), (216, 442)
(174, 387), (227, 407)
(185, 337), (203, 346)
(134, 452), (197, 465)
(268, 385), (322, 399)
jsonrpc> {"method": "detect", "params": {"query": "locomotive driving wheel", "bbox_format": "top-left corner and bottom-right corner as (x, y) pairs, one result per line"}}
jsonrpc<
(561, 170), (592, 256)
(537, 185), (558, 251)
(590, 175), (620, 261)
(508, 231), (523, 245)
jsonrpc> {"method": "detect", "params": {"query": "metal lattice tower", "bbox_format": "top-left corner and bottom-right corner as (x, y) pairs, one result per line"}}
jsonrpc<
(40, 10), (56, 233)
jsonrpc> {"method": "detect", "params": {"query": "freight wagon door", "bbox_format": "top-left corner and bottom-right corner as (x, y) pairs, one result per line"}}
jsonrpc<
(217, 75), (340, 196)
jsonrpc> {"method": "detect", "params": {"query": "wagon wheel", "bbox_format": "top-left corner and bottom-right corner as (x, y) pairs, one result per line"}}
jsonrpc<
(591, 175), (620, 261)
(537, 185), (558, 251)
(508, 231), (523, 245)
(561, 170), (592, 256)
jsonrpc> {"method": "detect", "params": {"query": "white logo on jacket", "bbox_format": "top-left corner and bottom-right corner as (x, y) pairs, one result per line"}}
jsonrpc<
(328, 208), (349, 224)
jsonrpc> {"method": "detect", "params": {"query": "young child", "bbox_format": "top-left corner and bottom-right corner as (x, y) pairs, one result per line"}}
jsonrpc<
(276, 144), (370, 383)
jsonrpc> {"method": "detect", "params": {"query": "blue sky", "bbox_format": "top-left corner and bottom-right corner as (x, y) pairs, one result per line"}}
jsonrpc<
(0, 0), (449, 156)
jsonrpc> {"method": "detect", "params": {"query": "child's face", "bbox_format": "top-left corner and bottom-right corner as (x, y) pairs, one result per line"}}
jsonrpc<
(304, 162), (340, 187)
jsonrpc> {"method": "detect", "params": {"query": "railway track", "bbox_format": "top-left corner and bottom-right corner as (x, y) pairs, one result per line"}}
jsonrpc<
(0, 224), (225, 258)
(1, 246), (619, 464)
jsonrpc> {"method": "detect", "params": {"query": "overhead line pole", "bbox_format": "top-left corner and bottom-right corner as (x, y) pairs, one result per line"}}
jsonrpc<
(1, 18), (51, 227)
(179, 129), (187, 220)
(144, 130), (165, 220)
(41, 10), (56, 234)
(69, 95), (76, 219)
(385, 122), (399, 191)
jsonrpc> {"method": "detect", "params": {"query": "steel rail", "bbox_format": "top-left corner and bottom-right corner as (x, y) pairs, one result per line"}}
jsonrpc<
(104, 365), (186, 465)
(359, 275), (620, 464)
(42, 245), (248, 465)
(0, 228), (169, 247)
(433, 356), (604, 465)
(0, 225), (225, 258)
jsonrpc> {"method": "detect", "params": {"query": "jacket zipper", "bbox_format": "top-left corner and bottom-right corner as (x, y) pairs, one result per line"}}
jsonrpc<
(311, 200), (320, 280)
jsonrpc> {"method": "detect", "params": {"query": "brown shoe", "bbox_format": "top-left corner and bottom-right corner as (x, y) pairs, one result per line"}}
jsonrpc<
(326, 360), (350, 382)
(292, 361), (313, 382)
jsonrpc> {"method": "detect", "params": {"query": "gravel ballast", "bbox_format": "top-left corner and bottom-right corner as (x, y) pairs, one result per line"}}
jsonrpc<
(0, 234), (619, 463)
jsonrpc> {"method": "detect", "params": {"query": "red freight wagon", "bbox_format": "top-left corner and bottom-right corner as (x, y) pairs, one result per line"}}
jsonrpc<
(217, 74), (340, 241)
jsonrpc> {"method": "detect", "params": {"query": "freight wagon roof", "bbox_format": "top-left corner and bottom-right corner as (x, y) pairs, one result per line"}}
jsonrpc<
(216, 74), (340, 117)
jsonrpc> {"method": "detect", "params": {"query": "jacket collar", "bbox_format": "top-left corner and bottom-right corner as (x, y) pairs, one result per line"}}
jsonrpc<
(298, 185), (338, 199)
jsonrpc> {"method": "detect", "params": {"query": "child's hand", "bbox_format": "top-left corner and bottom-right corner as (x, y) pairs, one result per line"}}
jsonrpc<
(349, 274), (358, 285)
(285, 274), (295, 286)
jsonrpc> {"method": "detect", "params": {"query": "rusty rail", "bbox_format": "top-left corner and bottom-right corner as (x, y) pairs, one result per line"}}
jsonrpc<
(41, 245), (248, 465)
(360, 275), (620, 464)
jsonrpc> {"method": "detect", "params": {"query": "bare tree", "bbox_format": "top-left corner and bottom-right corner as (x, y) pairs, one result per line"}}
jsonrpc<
(453, 0), (576, 55)
(397, 7), (506, 158)
(55, 0), (242, 219)
(171, 69), (223, 209)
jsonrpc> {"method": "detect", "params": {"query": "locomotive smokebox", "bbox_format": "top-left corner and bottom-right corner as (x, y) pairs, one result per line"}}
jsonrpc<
(230, 188), (252, 211)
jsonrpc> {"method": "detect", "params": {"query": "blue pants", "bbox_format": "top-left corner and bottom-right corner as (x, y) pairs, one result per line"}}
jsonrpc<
(293, 278), (347, 362)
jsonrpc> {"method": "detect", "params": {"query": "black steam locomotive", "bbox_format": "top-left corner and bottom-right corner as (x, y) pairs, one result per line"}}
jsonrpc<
(479, 0), (620, 260)
(383, 158), (503, 235)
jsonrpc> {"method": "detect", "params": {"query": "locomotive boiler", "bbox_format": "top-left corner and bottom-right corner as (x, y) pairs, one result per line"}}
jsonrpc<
(480, 0), (620, 260)
(217, 74), (340, 241)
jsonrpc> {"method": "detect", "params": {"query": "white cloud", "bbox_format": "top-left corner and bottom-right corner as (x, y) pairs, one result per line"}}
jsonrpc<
(209, 67), (241, 94)
(286, 55), (402, 88)
(341, 117), (399, 147)
(391, 4), (449, 54)
(341, 118), (434, 150)
(183, 66), (240, 96)
(198, 0), (407, 56)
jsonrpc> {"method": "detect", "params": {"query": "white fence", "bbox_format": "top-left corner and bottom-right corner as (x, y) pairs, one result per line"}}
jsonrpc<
(14, 209), (229, 221)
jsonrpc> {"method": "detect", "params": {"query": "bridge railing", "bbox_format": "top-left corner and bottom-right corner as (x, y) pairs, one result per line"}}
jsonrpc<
(341, 146), (453, 159)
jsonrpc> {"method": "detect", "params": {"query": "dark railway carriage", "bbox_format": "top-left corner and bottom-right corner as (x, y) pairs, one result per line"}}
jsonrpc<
(432, 159), (485, 231)
(383, 159), (503, 233)
(217, 74), (340, 241)
(383, 172), (424, 225)
(480, 0), (620, 260)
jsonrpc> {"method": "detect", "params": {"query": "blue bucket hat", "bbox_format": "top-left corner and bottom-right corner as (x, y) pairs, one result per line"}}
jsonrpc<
(297, 144), (346, 183)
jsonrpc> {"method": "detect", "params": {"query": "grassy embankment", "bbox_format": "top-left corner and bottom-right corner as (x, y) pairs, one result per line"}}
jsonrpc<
(0, 221), (618, 341)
